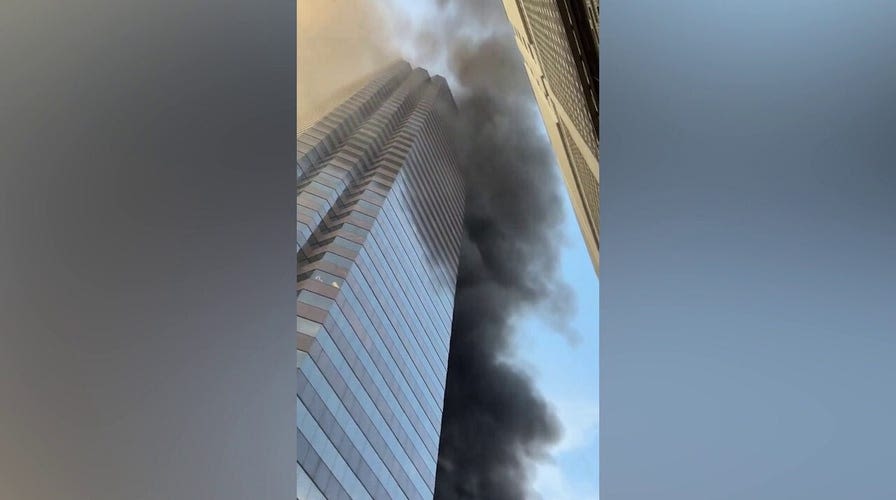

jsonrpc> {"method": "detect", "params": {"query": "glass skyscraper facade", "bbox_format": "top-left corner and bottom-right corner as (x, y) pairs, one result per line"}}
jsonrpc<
(295, 61), (465, 500)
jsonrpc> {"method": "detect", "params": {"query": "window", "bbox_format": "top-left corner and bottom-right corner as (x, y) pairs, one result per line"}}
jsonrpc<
(298, 290), (332, 310)
(339, 224), (367, 239)
(307, 270), (344, 289)
(347, 211), (375, 225)
(331, 237), (362, 254)
(354, 199), (380, 215)
(297, 317), (323, 336)
(321, 252), (353, 269)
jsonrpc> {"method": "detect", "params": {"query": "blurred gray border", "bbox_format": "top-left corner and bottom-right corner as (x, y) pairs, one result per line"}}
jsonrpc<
(602, 1), (896, 499)
(1, 2), (296, 499)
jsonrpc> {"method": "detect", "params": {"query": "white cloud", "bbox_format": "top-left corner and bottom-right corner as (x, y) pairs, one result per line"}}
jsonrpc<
(529, 399), (599, 500)
(552, 399), (600, 454)
(532, 461), (598, 500)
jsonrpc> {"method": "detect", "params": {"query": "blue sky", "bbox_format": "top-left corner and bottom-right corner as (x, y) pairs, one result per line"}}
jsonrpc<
(381, 1), (600, 497)
(515, 200), (599, 500)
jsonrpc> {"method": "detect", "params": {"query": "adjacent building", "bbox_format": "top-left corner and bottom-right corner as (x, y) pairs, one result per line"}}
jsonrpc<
(501, 0), (600, 273)
(295, 61), (465, 500)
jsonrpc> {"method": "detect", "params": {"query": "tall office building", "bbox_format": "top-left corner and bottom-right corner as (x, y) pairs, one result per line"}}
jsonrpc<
(501, 0), (601, 273)
(295, 61), (465, 500)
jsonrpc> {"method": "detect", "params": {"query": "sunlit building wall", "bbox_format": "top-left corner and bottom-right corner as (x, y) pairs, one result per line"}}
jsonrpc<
(502, 0), (600, 273)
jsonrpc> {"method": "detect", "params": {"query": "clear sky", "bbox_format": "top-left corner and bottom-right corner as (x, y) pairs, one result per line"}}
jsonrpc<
(381, 1), (600, 498)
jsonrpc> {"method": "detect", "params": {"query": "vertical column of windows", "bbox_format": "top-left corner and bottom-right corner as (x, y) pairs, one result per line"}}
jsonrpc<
(521, 0), (598, 157)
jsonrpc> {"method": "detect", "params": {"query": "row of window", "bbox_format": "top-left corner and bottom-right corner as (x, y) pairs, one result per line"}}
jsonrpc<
(561, 121), (600, 239)
(324, 302), (440, 482)
(350, 122), (453, 360)
(297, 76), (439, 271)
(388, 165), (462, 321)
(367, 190), (457, 356)
(301, 332), (431, 498)
(361, 216), (454, 385)
(299, 365), (408, 499)
(319, 311), (438, 490)
(336, 276), (443, 463)
(401, 121), (465, 266)
(296, 396), (370, 500)
(335, 271), (444, 464)
(298, 63), (411, 161)
(522, 0), (599, 157)
(351, 249), (450, 420)
(361, 193), (450, 360)
(297, 462), (326, 500)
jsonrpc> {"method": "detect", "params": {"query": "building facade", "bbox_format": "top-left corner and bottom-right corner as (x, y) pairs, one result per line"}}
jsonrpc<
(295, 61), (465, 500)
(501, 0), (600, 273)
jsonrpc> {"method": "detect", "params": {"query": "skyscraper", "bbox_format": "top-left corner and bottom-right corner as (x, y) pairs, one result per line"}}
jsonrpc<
(501, 0), (600, 273)
(295, 61), (465, 500)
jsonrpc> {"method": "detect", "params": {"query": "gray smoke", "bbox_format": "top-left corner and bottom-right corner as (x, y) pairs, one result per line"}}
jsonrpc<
(433, 35), (575, 500)
(396, 3), (579, 498)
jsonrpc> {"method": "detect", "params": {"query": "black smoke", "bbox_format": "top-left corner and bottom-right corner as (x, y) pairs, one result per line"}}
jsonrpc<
(426, 15), (578, 500)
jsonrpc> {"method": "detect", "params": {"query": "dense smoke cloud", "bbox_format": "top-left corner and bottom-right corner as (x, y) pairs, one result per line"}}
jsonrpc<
(386, 2), (579, 499)
(434, 35), (575, 500)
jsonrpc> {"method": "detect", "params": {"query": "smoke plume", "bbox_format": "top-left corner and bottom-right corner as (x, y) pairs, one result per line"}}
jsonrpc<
(433, 35), (575, 500)
(390, 2), (579, 499)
